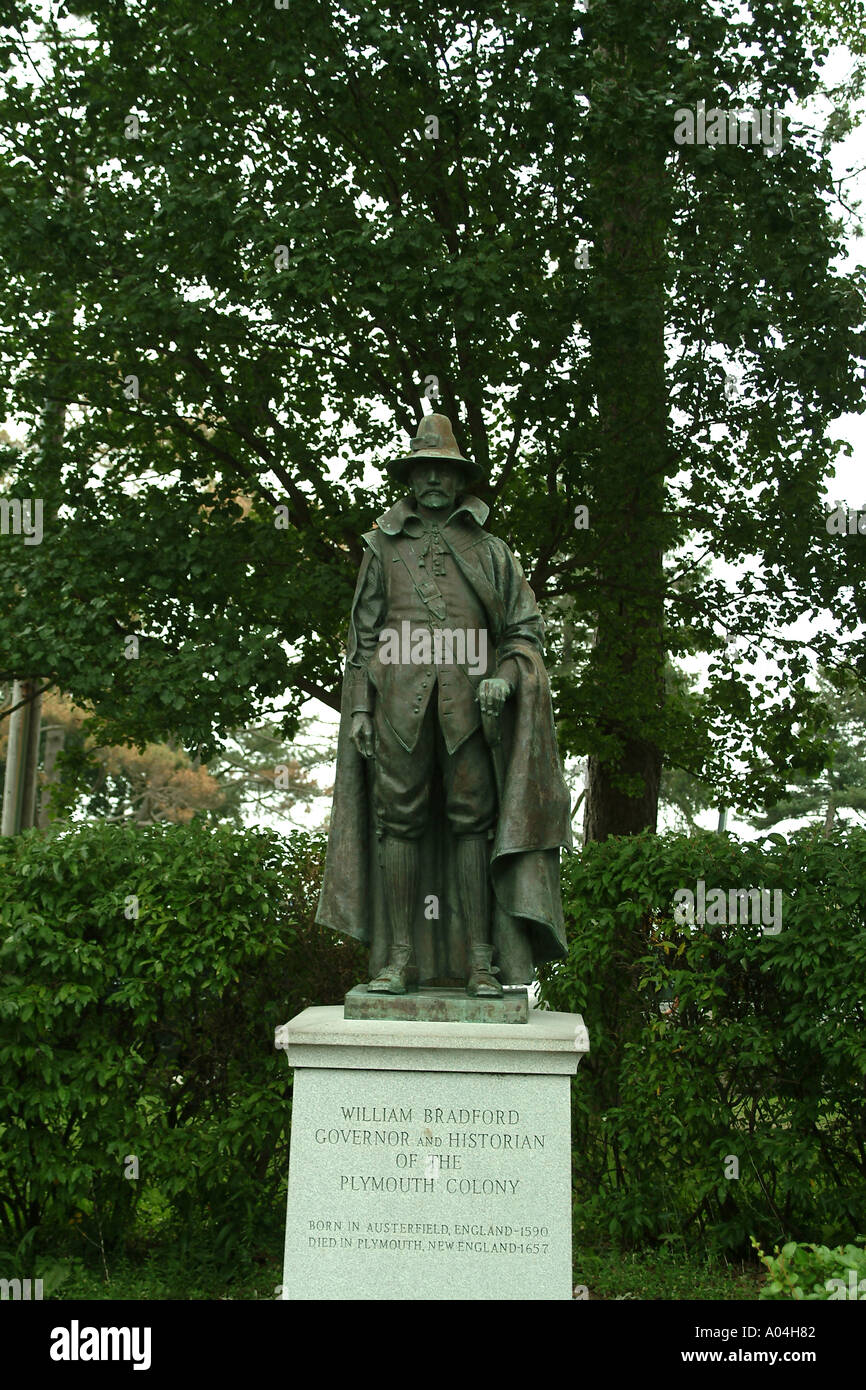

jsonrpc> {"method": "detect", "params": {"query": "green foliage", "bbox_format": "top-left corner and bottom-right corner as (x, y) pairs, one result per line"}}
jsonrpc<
(752, 1237), (866, 1300)
(0, 1), (864, 827)
(747, 669), (866, 833)
(0, 821), (365, 1264)
(538, 828), (866, 1255)
(574, 1245), (763, 1301)
(39, 1248), (283, 1302)
(4, 817), (865, 1276)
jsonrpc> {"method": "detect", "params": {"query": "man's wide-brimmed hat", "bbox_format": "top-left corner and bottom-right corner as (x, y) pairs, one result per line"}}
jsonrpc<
(389, 413), (484, 486)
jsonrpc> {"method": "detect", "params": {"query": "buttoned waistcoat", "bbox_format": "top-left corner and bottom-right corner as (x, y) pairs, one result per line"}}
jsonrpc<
(363, 526), (495, 753)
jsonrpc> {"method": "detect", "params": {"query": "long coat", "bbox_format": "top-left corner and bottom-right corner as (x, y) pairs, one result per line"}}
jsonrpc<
(315, 501), (573, 985)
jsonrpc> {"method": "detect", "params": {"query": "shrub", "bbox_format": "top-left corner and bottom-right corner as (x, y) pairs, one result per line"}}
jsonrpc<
(752, 1238), (866, 1299)
(538, 828), (866, 1255)
(0, 820), (364, 1262)
(6, 818), (864, 1272)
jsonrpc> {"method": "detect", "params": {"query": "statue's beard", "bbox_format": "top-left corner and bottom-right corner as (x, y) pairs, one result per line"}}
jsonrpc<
(414, 490), (462, 507)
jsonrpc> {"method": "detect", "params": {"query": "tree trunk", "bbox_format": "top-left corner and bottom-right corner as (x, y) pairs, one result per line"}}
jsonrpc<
(581, 21), (671, 843)
(822, 795), (836, 837)
(584, 738), (663, 842)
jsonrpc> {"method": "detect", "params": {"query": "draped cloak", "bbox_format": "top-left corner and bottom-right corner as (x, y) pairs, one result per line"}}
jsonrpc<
(314, 501), (573, 985)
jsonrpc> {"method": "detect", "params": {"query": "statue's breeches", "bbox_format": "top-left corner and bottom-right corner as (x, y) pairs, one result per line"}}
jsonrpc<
(373, 699), (496, 840)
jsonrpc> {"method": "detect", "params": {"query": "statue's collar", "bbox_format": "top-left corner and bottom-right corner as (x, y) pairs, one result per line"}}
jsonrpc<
(376, 494), (489, 536)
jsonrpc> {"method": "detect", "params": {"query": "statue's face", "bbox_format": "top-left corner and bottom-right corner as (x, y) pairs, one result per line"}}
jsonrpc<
(409, 460), (464, 513)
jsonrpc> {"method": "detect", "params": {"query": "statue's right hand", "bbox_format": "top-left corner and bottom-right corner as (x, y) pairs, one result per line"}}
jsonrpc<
(350, 713), (375, 759)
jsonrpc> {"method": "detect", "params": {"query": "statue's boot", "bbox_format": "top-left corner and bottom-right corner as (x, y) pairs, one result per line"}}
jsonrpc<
(458, 833), (503, 997)
(368, 836), (419, 994)
(367, 942), (417, 994)
(466, 944), (502, 998)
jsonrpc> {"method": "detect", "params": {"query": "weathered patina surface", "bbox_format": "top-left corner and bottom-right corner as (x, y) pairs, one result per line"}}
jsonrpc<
(343, 984), (530, 1024)
(315, 414), (572, 1001)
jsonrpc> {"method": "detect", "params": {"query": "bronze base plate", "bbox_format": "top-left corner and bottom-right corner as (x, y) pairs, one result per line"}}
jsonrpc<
(344, 984), (530, 1025)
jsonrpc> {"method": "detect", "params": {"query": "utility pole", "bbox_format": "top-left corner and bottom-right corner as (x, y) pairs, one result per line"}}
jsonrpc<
(1, 680), (43, 834)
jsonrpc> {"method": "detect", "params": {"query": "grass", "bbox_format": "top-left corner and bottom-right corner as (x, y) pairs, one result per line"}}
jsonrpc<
(573, 1245), (765, 1300)
(6, 1180), (770, 1301)
(12, 1184), (289, 1302)
(50, 1248), (284, 1301)
(32, 1226), (765, 1301)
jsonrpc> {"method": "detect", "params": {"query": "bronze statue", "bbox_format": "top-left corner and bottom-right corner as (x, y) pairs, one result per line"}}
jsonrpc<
(315, 413), (572, 997)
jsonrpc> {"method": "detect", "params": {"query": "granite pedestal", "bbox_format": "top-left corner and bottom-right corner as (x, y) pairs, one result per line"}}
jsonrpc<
(276, 1004), (589, 1301)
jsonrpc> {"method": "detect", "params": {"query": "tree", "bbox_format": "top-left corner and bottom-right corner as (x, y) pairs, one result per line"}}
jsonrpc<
(0, 0), (863, 839)
(0, 689), (334, 827)
(193, 718), (334, 828)
(747, 670), (866, 835)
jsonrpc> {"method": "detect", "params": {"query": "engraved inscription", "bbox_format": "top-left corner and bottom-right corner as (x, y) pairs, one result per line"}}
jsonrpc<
(302, 1098), (552, 1255)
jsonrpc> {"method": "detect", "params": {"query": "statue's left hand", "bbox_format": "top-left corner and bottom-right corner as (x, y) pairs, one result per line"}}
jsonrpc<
(478, 677), (513, 717)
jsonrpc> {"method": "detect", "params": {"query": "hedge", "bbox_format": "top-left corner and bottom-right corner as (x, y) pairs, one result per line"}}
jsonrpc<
(538, 828), (866, 1255)
(0, 820), (364, 1262)
(2, 821), (864, 1268)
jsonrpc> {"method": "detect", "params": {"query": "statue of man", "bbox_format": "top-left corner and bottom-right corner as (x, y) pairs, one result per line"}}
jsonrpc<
(316, 414), (572, 997)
